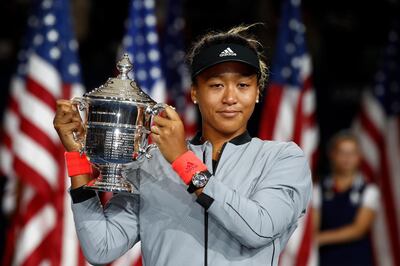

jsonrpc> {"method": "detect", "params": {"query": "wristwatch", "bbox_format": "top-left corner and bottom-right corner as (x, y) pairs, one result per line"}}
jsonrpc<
(187, 170), (211, 194)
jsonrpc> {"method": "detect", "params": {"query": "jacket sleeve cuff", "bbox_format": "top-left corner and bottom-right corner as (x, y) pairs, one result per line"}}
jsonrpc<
(70, 186), (97, 203)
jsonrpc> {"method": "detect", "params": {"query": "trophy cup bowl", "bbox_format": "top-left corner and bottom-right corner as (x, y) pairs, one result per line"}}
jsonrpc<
(72, 54), (165, 193)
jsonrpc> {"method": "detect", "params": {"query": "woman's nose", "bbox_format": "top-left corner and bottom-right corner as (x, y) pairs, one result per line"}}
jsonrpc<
(222, 86), (238, 105)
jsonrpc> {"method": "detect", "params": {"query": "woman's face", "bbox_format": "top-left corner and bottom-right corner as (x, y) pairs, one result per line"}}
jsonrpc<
(191, 62), (259, 138)
(330, 139), (361, 174)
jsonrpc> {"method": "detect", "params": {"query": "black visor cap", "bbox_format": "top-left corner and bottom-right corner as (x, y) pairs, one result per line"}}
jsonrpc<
(191, 43), (260, 79)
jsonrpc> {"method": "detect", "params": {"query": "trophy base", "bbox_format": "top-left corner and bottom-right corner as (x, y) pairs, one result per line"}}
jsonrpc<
(84, 163), (135, 193)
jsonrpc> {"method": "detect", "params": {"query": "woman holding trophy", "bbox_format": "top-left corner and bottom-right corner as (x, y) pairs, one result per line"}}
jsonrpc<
(54, 25), (312, 266)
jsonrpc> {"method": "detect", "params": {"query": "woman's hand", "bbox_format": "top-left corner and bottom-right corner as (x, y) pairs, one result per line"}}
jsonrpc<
(53, 99), (85, 152)
(151, 106), (188, 163)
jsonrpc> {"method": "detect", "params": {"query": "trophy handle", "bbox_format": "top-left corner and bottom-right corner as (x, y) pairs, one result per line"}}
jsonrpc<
(142, 144), (157, 159)
(142, 103), (168, 159)
(146, 102), (167, 116)
(71, 97), (88, 155)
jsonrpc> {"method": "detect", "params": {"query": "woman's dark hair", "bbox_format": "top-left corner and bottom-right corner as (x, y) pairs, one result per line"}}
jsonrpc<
(186, 24), (268, 92)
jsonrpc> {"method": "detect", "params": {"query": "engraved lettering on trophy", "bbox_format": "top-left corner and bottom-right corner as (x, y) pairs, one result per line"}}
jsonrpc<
(91, 111), (118, 115)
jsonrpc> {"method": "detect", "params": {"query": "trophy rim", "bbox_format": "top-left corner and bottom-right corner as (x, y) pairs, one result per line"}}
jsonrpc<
(81, 95), (157, 106)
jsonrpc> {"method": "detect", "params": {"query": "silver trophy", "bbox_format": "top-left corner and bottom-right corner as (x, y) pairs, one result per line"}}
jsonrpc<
(72, 54), (165, 193)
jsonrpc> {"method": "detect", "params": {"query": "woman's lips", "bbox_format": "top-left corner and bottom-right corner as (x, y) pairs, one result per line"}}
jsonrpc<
(217, 110), (241, 118)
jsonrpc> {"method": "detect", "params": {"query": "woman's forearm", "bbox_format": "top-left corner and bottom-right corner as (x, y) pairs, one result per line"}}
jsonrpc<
(318, 207), (375, 246)
(70, 174), (91, 189)
(318, 224), (365, 246)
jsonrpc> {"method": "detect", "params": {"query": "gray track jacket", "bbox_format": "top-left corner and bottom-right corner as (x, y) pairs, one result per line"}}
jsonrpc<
(70, 132), (312, 266)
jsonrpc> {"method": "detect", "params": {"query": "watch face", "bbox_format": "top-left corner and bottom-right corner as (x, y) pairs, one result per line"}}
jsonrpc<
(192, 172), (209, 188)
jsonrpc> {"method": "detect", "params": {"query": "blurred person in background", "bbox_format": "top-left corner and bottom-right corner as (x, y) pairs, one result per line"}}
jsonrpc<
(313, 131), (380, 266)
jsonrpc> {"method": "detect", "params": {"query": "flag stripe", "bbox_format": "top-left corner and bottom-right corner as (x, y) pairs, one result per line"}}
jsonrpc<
(0, 145), (12, 177)
(19, 194), (47, 227)
(362, 92), (386, 132)
(301, 78), (315, 116)
(13, 157), (53, 201)
(359, 109), (384, 146)
(2, 122), (15, 150)
(27, 53), (61, 99)
(14, 136), (58, 189)
(258, 85), (284, 140)
(3, 101), (20, 134)
(378, 147), (400, 265)
(61, 183), (79, 266)
(300, 125), (318, 162)
(13, 204), (56, 266)
(371, 206), (395, 266)
(357, 126), (380, 173)
(294, 208), (313, 266)
(26, 76), (57, 112)
(292, 76), (313, 146)
(20, 185), (35, 215)
(386, 120), (400, 228)
(293, 86), (306, 145)
(274, 88), (299, 141)
(0, 98), (20, 177)
(19, 116), (59, 156)
(21, 229), (57, 266)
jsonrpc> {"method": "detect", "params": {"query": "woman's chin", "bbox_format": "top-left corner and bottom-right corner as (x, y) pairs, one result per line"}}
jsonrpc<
(214, 125), (246, 137)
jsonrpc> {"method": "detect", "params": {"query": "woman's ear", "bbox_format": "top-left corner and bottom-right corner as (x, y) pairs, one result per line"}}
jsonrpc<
(191, 85), (198, 104)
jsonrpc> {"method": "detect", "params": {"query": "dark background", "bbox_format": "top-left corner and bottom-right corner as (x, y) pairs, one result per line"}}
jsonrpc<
(0, 0), (399, 175)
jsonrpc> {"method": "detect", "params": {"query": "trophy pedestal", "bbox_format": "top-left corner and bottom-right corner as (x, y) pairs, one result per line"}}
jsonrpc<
(84, 164), (134, 193)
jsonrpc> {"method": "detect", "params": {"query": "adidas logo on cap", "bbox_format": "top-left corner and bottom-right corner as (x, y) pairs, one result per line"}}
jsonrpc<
(219, 47), (237, 57)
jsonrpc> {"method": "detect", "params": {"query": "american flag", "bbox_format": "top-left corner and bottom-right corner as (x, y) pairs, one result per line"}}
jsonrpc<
(161, 0), (197, 137)
(352, 23), (400, 266)
(122, 0), (166, 104)
(258, 0), (318, 265)
(0, 0), (87, 265)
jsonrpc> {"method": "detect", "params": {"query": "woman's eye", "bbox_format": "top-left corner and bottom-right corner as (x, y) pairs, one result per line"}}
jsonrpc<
(210, 83), (223, 88)
(238, 83), (250, 88)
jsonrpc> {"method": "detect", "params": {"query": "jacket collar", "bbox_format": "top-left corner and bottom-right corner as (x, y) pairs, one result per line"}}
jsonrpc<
(189, 130), (252, 146)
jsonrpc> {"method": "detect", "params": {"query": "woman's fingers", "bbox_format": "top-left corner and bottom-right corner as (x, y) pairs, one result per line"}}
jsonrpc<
(149, 106), (187, 163)
(151, 125), (161, 135)
(54, 99), (84, 152)
(151, 132), (160, 142)
(153, 115), (170, 127)
(153, 106), (182, 130)
(57, 121), (83, 136)
(164, 106), (180, 121)
(54, 100), (83, 128)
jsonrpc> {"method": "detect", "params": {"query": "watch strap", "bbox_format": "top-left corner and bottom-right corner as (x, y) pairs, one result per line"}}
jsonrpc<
(187, 182), (197, 194)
